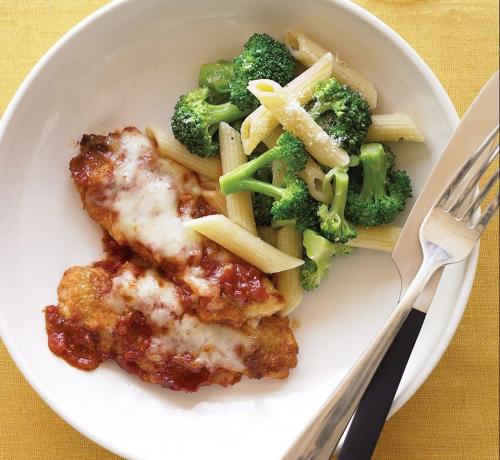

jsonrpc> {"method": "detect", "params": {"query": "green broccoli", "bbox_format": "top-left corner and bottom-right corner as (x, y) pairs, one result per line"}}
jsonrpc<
(307, 78), (371, 156)
(171, 87), (248, 157)
(268, 176), (320, 233)
(346, 143), (412, 226)
(229, 33), (296, 111)
(318, 166), (357, 243)
(253, 193), (274, 225)
(198, 60), (234, 104)
(300, 229), (353, 291)
(248, 147), (273, 181)
(220, 132), (307, 192)
(249, 149), (274, 225)
(219, 132), (317, 232)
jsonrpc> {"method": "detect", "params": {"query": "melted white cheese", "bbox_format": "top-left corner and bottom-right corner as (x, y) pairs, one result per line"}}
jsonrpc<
(181, 266), (219, 297)
(149, 316), (251, 372)
(105, 267), (251, 372)
(106, 268), (182, 326)
(110, 130), (203, 263)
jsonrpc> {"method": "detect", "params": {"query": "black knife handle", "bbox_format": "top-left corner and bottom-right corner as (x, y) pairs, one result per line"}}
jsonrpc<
(338, 307), (426, 460)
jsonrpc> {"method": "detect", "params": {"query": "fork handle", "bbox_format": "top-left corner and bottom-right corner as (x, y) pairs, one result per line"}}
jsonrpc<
(338, 308), (426, 460)
(283, 260), (438, 460)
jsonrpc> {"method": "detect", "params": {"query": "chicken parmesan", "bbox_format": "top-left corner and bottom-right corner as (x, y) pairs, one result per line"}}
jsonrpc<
(44, 127), (299, 392)
(46, 259), (298, 392)
(69, 127), (284, 327)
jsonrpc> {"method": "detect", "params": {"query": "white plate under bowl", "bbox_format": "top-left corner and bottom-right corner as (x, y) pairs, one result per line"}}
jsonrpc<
(0, 1), (476, 459)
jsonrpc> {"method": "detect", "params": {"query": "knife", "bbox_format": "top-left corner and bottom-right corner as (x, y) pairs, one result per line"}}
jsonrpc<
(338, 71), (500, 460)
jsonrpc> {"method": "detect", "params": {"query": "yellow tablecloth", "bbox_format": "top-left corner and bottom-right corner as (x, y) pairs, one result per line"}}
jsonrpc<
(0, 1), (498, 459)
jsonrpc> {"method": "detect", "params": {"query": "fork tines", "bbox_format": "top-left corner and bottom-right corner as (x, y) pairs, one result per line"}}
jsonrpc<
(438, 124), (499, 231)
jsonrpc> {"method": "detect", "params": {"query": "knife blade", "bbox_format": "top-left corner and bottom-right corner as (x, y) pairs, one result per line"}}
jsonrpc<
(339, 71), (499, 460)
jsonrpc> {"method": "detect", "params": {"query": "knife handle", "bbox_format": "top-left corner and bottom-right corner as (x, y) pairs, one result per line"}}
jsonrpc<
(338, 308), (426, 460)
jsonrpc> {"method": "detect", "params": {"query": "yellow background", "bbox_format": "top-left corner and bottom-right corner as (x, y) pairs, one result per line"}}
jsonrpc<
(0, 1), (498, 459)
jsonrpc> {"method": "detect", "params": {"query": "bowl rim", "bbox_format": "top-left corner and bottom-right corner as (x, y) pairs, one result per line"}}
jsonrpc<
(0, 0), (478, 457)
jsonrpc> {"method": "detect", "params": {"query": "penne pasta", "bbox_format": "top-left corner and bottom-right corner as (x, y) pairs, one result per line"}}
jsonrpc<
(347, 225), (402, 252)
(146, 125), (222, 180)
(298, 157), (331, 203)
(257, 225), (278, 247)
(276, 226), (304, 316)
(365, 114), (425, 142)
(198, 177), (220, 191)
(284, 29), (377, 109)
(248, 79), (350, 168)
(263, 126), (283, 149)
(201, 190), (228, 216)
(241, 52), (334, 155)
(184, 215), (304, 273)
(219, 123), (258, 235)
(272, 159), (286, 187)
(284, 29), (328, 68)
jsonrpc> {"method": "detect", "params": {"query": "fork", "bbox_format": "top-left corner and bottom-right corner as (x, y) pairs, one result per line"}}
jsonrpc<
(284, 126), (499, 460)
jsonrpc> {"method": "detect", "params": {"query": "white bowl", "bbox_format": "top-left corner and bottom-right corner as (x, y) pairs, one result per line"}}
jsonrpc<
(0, 1), (476, 459)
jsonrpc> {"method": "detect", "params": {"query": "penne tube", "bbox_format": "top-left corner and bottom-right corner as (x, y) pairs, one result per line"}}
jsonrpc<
(219, 123), (258, 235)
(298, 157), (331, 203)
(272, 159), (286, 187)
(284, 29), (328, 68)
(365, 114), (425, 142)
(184, 215), (304, 273)
(257, 225), (278, 247)
(201, 190), (228, 216)
(285, 29), (377, 108)
(262, 126), (283, 149)
(146, 125), (222, 180)
(347, 225), (402, 252)
(276, 226), (304, 316)
(248, 79), (349, 168)
(198, 178), (220, 191)
(241, 52), (334, 155)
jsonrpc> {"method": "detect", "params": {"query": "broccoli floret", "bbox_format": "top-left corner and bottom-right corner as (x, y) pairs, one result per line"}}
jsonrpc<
(318, 166), (357, 243)
(229, 33), (296, 111)
(253, 193), (274, 225)
(220, 132), (317, 232)
(300, 229), (353, 291)
(269, 173), (320, 233)
(345, 143), (412, 226)
(171, 87), (248, 157)
(198, 60), (234, 104)
(307, 78), (371, 156)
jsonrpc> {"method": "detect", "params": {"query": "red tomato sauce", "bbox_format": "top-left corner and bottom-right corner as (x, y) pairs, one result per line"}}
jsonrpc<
(202, 258), (270, 304)
(178, 193), (215, 219)
(45, 306), (104, 370)
(45, 308), (236, 392)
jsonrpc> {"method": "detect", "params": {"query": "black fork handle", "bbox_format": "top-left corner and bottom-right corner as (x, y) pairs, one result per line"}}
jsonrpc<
(338, 308), (426, 460)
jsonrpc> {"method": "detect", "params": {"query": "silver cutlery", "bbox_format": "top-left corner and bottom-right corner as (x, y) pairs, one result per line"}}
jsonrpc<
(283, 72), (499, 460)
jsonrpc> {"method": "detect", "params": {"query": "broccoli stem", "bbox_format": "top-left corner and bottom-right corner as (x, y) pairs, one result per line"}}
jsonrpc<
(359, 143), (387, 201)
(206, 102), (248, 135)
(330, 167), (349, 217)
(318, 165), (357, 243)
(219, 145), (285, 194)
(225, 179), (284, 198)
